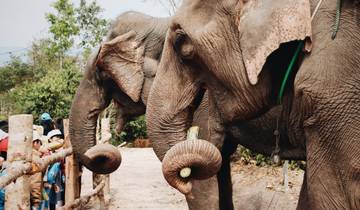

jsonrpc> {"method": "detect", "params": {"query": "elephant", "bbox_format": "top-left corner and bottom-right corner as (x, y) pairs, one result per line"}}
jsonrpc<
(69, 10), (307, 210)
(146, 0), (360, 209)
(69, 11), (168, 175)
(69, 11), (228, 210)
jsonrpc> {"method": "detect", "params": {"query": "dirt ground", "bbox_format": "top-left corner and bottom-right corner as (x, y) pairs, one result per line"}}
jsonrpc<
(81, 148), (304, 210)
(231, 162), (304, 210)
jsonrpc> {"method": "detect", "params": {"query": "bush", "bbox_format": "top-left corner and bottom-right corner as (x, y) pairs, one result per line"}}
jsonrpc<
(232, 145), (305, 170)
(9, 60), (81, 121)
(233, 146), (272, 166)
(111, 115), (147, 145)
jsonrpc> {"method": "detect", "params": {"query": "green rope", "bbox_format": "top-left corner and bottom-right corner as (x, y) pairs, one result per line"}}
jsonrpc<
(331, 0), (342, 40)
(277, 0), (341, 104)
(277, 41), (304, 105)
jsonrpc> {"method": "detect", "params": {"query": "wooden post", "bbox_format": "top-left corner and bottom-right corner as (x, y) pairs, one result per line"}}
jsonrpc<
(5, 114), (33, 209)
(93, 173), (105, 209)
(64, 119), (81, 205)
(101, 118), (111, 144)
(101, 118), (111, 204)
(283, 160), (289, 191)
(92, 117), (111, 209)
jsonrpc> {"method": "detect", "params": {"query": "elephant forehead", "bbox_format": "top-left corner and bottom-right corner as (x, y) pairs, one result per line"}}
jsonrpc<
(239, 0), (312, 85)
(173, 0), (217, 29)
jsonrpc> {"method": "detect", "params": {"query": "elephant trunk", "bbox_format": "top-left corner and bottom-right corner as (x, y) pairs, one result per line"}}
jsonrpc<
(162, 139), (222, 197)
(70, 71), (121, 174)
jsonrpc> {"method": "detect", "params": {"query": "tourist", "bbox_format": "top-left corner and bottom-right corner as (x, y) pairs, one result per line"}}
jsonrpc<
(39, 113), (55, 136)
(30, 132), (44, 210)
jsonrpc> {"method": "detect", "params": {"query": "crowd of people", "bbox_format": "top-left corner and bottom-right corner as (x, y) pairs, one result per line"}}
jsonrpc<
(0, 113), (66, 210)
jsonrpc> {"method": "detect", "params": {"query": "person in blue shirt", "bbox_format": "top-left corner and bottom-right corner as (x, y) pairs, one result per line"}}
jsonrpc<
(0, 157), (6, 210)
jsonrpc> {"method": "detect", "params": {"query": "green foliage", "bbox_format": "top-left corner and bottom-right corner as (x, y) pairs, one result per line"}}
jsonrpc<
(112, 115), (147, 144)
(76, 0), (109, 51)
(28, 38), (59, 79)
(9, 60), (81, 120)
(232, 146), (304, 169)
(1, 0), (109, 120)
(0, 56), (33, 92)
(233, 146), (272, 166)
(46, 0), (79, 62)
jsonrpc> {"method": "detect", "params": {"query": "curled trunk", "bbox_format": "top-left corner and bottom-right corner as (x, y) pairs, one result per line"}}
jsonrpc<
(70, 61), (121, 174)
(162, 139), (222, 197)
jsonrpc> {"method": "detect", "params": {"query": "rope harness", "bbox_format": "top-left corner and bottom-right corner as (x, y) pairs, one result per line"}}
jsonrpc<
(271, 0), (342, 163)
(332, 0), (342, 40)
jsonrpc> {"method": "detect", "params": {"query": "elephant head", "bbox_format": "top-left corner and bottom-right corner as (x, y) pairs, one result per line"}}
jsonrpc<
(147, 0), (312, 192)
(70, 12), (168, 174)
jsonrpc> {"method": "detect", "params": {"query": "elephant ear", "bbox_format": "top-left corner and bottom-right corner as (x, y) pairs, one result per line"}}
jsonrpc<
(96, 30), (145, 102)
(238, 0), (312, 85)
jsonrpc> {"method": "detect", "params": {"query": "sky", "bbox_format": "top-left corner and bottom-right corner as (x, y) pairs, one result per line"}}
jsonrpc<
(0, 0), (177, 64)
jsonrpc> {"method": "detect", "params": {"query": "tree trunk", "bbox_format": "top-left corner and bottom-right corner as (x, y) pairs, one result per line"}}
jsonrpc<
(64, 119), (81, 205)
(5, 114), (33, 209)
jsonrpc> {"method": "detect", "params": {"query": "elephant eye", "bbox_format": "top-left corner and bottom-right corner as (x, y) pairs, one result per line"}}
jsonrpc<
(174, 29), (194, 60)
(174, 30), (186, 53)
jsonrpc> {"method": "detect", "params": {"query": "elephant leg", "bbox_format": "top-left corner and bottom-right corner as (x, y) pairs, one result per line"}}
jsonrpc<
(296, 170), (310, 210)
(300, 119), (360, 210)
(187, 178), (220, 210)
(217, 138), (238, 210)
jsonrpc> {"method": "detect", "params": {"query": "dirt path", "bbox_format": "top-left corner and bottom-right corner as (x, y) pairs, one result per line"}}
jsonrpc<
(231, 163), (304, 210)
(81, 148), (188, 210)
(81, 148), (303, 210)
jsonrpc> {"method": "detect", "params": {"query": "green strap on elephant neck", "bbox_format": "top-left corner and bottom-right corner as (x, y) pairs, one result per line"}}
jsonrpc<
(277, 41), (304, 105)
(331, 0), (342, 40)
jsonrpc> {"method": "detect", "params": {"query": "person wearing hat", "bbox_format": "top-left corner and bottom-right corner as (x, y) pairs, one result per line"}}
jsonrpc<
(44, 129), (64, 151)
(0, 129), (8, 160)
(30, 131), (45, 210)
(40, 113), (55, 136)
(43, 129), (66, 209)
(0, 156), (5, 210)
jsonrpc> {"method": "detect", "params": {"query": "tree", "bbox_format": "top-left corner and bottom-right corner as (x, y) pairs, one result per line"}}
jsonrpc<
(28, 38), (58, 79)
(111, 115), (147, 145)
(0, 56), (32, 92)
(11, 61), (82, 120)
(76, 0), (109, 52)
(46, 0), (79, 69)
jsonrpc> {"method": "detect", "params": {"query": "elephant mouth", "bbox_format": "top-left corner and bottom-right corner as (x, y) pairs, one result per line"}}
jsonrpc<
(112, 101), (123, 134)
(189, 85), (206, 114)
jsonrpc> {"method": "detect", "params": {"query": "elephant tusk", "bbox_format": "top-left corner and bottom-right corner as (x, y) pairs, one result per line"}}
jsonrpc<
(179, 126), (199, 179)
(186, 126), (199, 140)
(180, 167), (192, 178)
(178, 126), (198, 179)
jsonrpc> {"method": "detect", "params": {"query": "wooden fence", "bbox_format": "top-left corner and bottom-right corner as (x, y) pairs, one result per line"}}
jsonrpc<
(0, 114), (112, 209)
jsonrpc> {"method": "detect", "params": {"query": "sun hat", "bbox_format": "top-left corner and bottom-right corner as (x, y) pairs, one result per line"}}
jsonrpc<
(47, 129), (62, 139)
(0, 129), (8, 140)
(40, 113), (52, 122)
(33, 131), (42, 142)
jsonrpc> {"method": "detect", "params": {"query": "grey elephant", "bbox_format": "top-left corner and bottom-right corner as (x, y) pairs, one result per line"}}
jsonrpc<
(69, 10), (306, 210)
(69, 11), (225, 210)
(146, 0), (360, 209)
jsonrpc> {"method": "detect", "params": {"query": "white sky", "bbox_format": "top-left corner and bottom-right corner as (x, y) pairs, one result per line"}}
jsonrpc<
(0, 0), (174, 49)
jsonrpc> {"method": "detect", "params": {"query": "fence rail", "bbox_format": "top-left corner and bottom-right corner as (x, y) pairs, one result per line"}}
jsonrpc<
(0, 114), (112, 209)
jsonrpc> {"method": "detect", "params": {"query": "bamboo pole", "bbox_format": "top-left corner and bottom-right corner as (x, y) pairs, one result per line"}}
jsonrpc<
(92, 173), (105, 209)
(101, 118), (111, 204)
(92, 117), (110, 209)
(59, 180), (105, 210)
(32, 148), (72, 173)
(64, 119), (81, 205)
(283, 160), (289, 191)
(0, 148), (72, 189)
(5, 114), (33, 209)
(0, 162), (31, 189)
